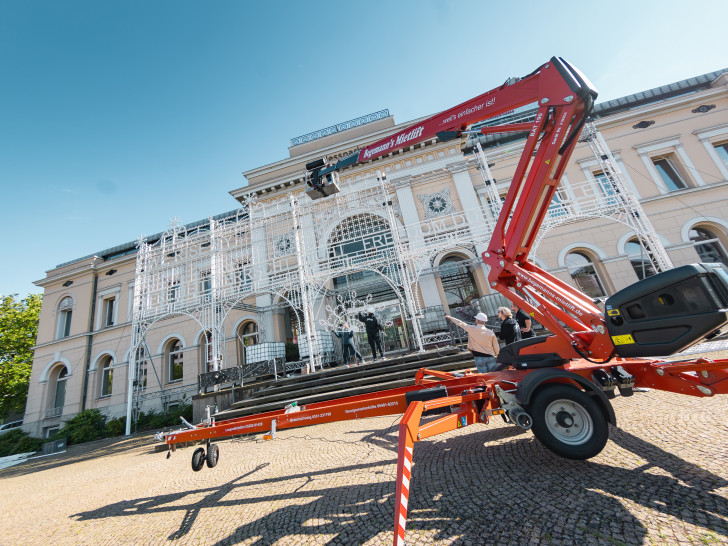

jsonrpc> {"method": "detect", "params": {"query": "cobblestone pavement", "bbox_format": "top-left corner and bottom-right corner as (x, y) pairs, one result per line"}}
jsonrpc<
(2, 356), (728, 545)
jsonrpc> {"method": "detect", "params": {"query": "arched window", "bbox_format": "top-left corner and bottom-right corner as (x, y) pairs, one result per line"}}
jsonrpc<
(99, 356), (113, 397)
(239, 321), (259, 347)
(328, 214), (393, 262)
(236, 320), (260, 366)
(165, 339), (184, 382)
(199, 331), (212, 374)
(438, 255), (480, 312)
(565, 251), (606, 299)
(46, 365), (68, 418)
(56, 297), (73, 339)
(328, 215), (395, 300)
(689, 227), (728, 265)
(625, 238), (657, 280)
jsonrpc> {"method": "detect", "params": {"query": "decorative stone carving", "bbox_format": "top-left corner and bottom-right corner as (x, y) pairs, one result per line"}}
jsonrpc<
(417, 187), (453, 219)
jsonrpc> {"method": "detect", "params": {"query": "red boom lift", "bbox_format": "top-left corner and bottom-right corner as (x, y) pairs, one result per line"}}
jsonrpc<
(157, 58), (728, 545)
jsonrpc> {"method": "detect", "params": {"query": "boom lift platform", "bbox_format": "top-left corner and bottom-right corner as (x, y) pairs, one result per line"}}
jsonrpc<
(156, 58), (728, 545)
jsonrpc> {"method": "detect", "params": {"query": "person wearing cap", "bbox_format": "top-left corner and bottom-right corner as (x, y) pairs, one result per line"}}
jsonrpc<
(446, 312), (500, 373)
(358, 306), (385, 361)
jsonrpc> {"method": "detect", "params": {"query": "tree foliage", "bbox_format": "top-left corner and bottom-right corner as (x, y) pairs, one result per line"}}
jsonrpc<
(0, 293), (42, 419)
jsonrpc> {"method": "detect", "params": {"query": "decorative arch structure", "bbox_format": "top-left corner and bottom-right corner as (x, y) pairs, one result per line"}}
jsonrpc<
(124, 126), (658, 434)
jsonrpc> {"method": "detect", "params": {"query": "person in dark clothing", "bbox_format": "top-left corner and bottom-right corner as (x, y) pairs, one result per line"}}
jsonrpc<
(333, 322), (363, 366)
(357, 307), (385, 361)
(496, 306), (522, 345)
(511, 303), (535, 338)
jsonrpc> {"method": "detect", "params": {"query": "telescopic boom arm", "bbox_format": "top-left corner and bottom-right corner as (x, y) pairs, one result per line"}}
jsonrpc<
(314, 57), (606, 359)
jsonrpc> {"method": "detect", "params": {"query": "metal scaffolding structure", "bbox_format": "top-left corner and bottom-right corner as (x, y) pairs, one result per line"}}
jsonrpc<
(125, 127), (673, 433)
(531, 122), (673, 271)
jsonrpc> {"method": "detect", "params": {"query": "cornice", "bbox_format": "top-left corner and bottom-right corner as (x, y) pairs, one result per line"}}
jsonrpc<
(35, 252), (136, 288)
(632, 134), (682, 154)
(237, 115), (437, 197)
(390, 175), (413, 189)
(241, 114), (431, 180)
(693, 121), (728, 136)
(446, 160), (470, 174)
(638, 179), (728, 204)
(593, 86), (728, 129)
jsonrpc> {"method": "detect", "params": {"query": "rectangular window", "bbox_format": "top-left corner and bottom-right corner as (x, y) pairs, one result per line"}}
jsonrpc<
(101, 371), (113, 396)
(234, 261), (252, 291)
(200, 271), (212, 302)
(102, 297), (115, 327)
(652, 156), (688, 192)
(45, 426), (60, 438)
(714, 141), (728, 168)
(169, 349), (184, 382)
(547, 187), (568, 218)
(168, 280), (180, 304)
(54, 379), (66, 409)
(59, 309), (72, 338)
(593, 171), (618, 201)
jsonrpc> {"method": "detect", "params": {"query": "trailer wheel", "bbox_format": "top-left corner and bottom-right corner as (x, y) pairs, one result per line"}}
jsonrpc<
(191, 447), (206, 471)
(530, 384), (608, 460)
(206, 443), (219, 468)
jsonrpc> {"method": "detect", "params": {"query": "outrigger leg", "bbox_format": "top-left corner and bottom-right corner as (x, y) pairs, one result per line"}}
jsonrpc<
(392, 387), (498, 545)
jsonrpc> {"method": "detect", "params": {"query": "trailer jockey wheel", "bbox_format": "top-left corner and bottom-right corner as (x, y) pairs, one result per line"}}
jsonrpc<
(529, 384), (609, 460)
(206, 443), (219, 468)
(191, 447), (206, 471)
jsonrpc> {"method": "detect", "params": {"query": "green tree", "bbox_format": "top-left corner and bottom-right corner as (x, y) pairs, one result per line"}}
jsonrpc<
(0, 293), (42, 419)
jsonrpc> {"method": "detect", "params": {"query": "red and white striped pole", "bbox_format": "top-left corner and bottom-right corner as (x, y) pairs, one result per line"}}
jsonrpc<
(393, 401), (423, 546)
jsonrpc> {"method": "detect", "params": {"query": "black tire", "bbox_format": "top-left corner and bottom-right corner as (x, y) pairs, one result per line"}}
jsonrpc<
(206, 443), (219, 468)
(529, 384), (609, 460)
(191, 447), (206, 471)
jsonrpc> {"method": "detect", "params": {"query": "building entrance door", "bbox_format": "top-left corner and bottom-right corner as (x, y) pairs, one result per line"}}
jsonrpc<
(350, 300), (409, 357)
(376, 301), (409, 353)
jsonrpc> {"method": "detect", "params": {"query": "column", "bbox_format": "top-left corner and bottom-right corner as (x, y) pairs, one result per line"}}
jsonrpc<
(447, 161), (492, 285)
(251, 216), (274, 341)
(391, 176), (441, 309)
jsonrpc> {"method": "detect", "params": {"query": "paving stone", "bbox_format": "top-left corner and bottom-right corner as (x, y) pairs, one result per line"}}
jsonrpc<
(2, 353), (728, 544)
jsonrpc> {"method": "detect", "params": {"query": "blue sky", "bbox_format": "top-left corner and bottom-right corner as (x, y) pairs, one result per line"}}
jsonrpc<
(1, 0), (726, 298)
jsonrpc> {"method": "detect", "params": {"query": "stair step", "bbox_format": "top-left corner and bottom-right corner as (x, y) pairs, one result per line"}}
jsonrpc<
(243, 352), (466, 404)
(215, 357), (473, 421)
(249, 347), (460, 392)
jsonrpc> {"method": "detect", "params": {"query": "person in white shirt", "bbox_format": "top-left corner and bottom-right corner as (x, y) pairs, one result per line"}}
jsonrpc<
(446, 312), (500, 373)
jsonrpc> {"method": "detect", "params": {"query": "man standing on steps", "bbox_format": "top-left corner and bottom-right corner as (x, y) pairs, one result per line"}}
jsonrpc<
(446, 312), (500, 373)
(511, 303), (534, 339)
(358, 306), (385, 361)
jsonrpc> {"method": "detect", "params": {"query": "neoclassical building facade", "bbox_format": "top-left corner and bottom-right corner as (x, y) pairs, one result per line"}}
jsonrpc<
(23, 68), (728, 438)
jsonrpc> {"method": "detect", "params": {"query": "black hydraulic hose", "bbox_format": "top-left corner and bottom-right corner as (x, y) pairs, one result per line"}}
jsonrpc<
(558, 94), (595, 156)
(571, 341), (614, 365)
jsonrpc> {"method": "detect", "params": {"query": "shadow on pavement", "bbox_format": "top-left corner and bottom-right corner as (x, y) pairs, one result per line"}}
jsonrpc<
(69, 422), (728, 545)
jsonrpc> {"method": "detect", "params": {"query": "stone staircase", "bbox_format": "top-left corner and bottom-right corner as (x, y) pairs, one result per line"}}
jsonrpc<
(213, 347), (473, 421)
